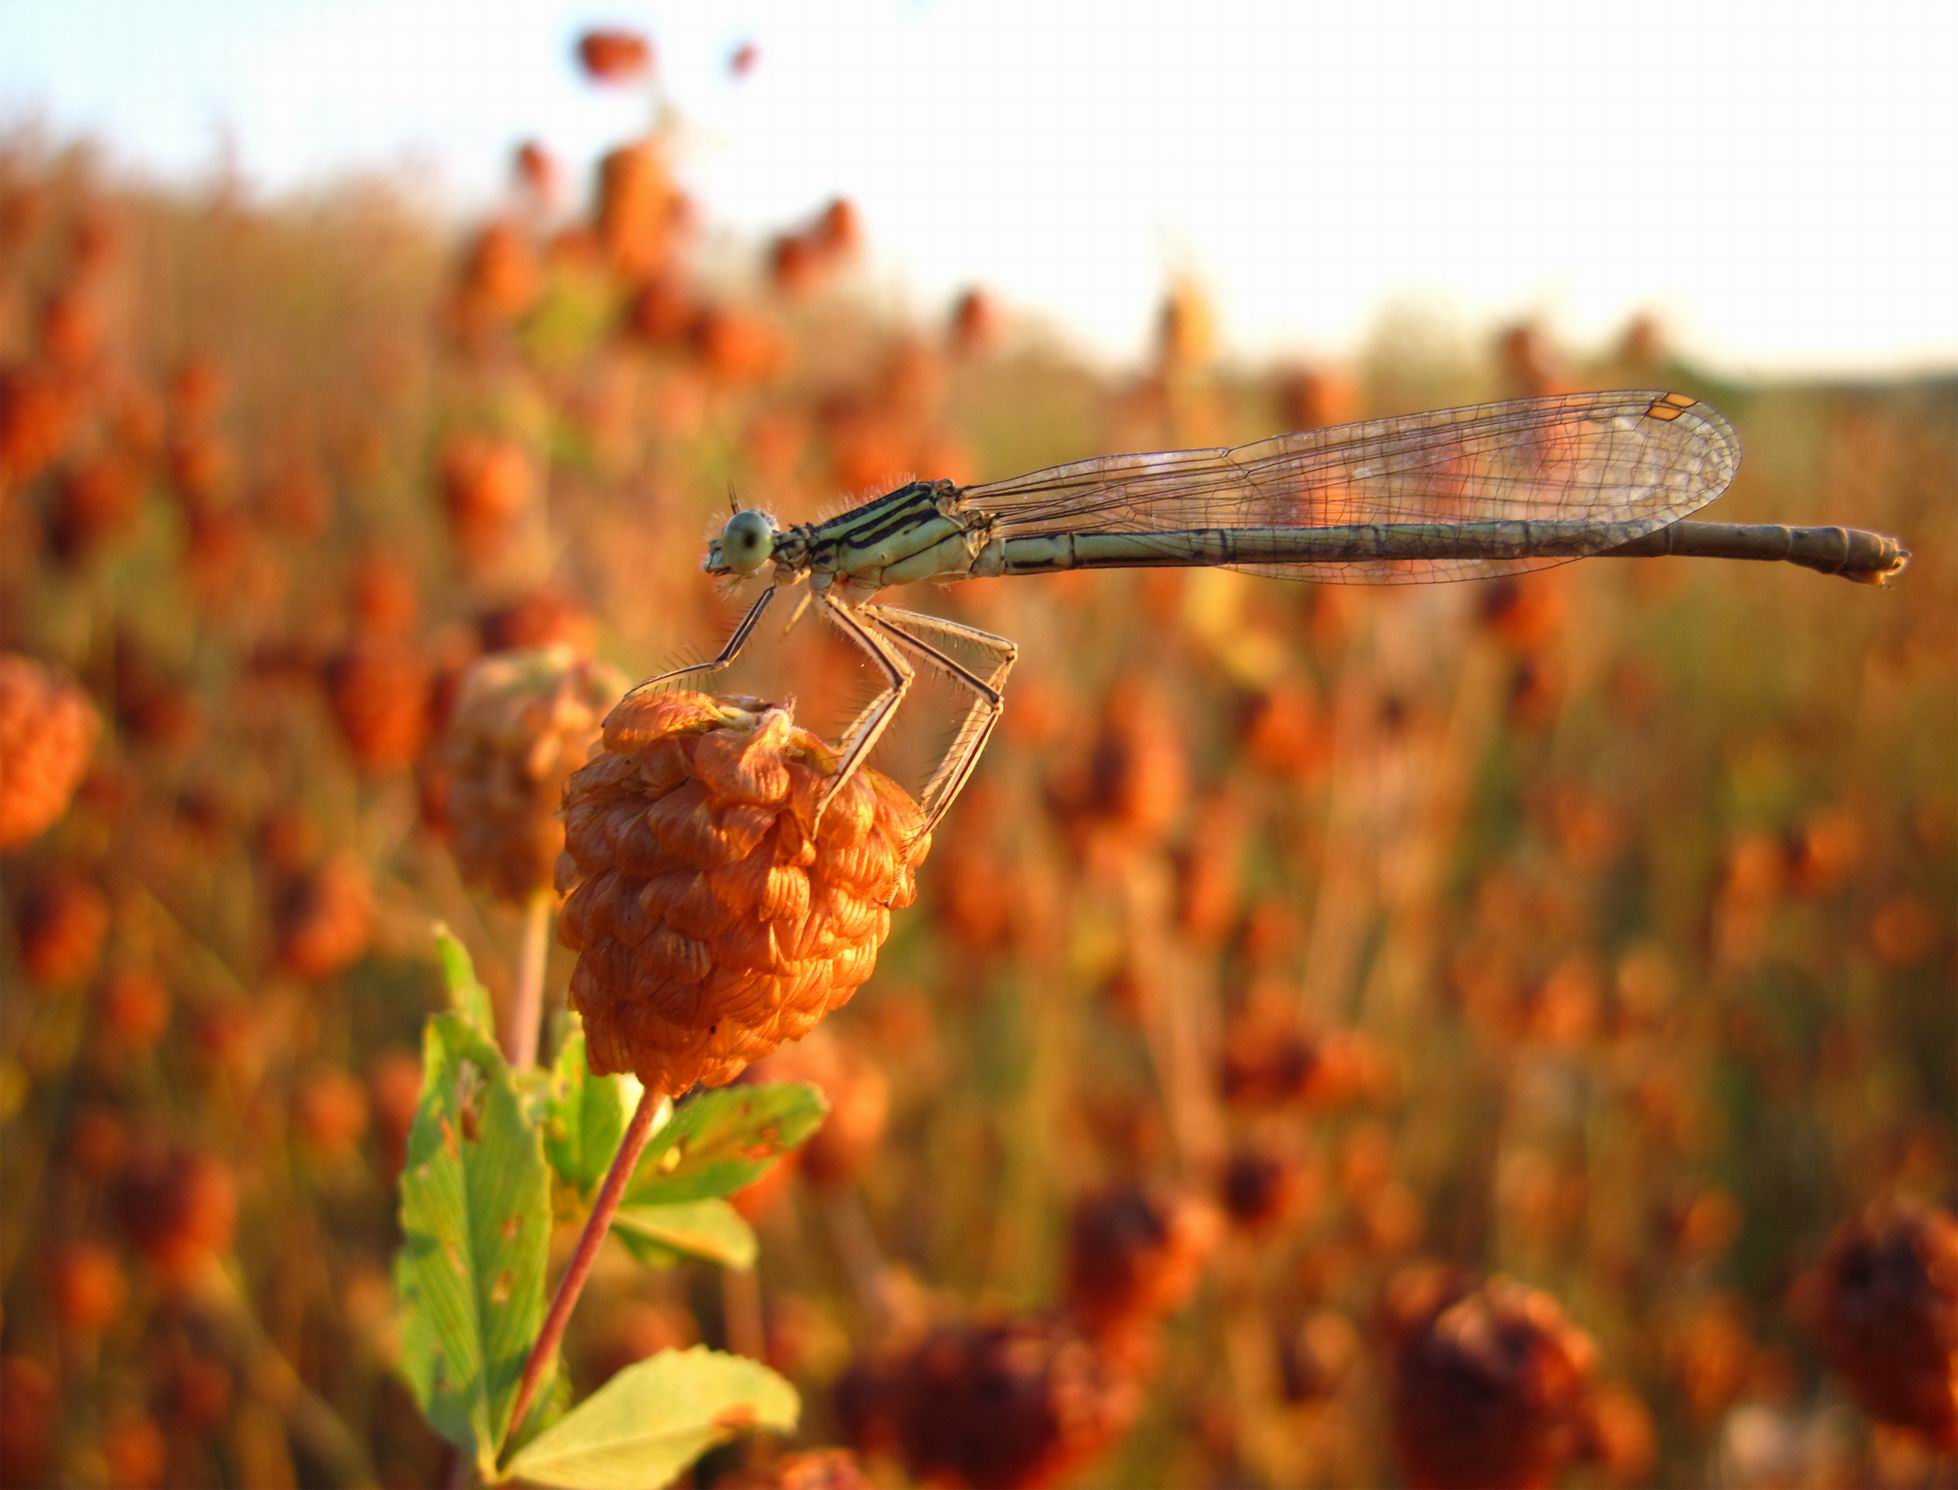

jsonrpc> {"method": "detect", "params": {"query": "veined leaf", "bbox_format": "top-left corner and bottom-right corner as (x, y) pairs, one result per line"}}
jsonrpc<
(504, 1347), (797, 1490)
(626, 1083), (827, 1207)
(433, 925), (497, 1039)
(543, 1025), (633, 1198)
(614, 1198), (758, 1270)
(394, 1012), (550, 1468)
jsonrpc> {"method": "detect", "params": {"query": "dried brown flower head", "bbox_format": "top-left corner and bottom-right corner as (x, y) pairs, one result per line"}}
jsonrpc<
(478, 586), (594, 654)
(49, 449), (145, 563)
(1064, 1185), (1220, 1336)
(557, 691), (928, 1096)
(1048, 676), (1186, 849)
(324, 638), (432, 773)
(1386, 1268), (1601, 1490)
(1220, 1143), (1311, 1236)
(597, 139), (686, 278)
(0, 1356), (57, 1489)
(116, 1145), (238, 1286)
(1219, 994), (1388, 1111)
(0, 364), (75, 482)
(839, 1315), (1141, 1490)
(0, 654), (99, 850)
(438, 434), (533, 569)
(272, 854), (374, 981)
(452, 219), (539, 334)
(12, 869), (109, 987)
(1811, 1200), (1958, 1449)
(440, 646), (623, 903)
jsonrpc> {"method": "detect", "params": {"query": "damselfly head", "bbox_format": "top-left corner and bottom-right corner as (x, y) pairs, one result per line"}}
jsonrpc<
(706, 508), (778, 576)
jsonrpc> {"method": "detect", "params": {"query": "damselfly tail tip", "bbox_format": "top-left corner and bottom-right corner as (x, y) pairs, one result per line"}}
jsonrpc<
(1861, 544), (1912, 587)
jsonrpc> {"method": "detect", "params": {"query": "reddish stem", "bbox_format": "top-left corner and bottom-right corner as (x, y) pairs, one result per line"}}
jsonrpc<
(502, 1086), (667, 1455)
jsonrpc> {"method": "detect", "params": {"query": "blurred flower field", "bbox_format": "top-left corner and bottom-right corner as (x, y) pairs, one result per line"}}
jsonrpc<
(1, 36), (1955, 1490)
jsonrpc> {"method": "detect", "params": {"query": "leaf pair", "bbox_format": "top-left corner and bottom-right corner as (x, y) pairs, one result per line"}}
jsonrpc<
(396, 930), (817, 1487)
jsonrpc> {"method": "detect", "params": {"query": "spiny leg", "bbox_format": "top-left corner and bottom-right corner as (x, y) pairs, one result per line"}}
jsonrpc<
(864, 607), (1019, 692)
(863, 607), (1017, 839)
(816, 594), (914, 825)
(622, 584), (777, 702)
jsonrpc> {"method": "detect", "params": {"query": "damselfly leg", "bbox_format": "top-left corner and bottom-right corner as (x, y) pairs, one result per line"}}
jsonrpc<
(862, 606), (1017, 843)
(622, 584), (777, 702)
(816, 595), (913, 826)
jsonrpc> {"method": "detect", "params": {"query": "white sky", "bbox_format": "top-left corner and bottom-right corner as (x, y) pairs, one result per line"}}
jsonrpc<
(5, 0), (1957, 375)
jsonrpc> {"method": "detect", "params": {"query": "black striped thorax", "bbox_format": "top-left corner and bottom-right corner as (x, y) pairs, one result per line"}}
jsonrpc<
(789, 478), (987, 579)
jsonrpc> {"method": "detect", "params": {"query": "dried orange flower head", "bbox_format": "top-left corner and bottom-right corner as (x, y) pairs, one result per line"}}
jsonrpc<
(576, 28), (653, 83)
(441, 646), (625, 904)
(1811, 1200), (1958, 1449)
(0, 653), (99, 851)
(839, 1315), (1141, 1490)
(1064, 1185), (1221, 1336)
(556, 690), (929, 1096)
(1386, 1268), (1601, 1490)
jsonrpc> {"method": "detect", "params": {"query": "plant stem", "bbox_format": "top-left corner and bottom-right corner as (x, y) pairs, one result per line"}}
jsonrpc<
(502, 1086), (670, 1455)
(507, 890), (552, 1069)
(199, 1261), (380, 1488)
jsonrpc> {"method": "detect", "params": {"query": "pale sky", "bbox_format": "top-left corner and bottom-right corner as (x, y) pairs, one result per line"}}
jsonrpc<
(5, 0), (1957, 375)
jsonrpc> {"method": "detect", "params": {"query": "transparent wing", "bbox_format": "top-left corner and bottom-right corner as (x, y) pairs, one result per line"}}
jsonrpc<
(962, 390), (1741, 583)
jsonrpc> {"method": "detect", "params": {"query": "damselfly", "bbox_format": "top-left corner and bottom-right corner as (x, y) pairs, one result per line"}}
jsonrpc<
(638, 390), (1910, 842)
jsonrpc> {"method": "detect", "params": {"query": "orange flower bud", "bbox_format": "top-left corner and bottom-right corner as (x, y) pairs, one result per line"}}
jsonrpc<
(556, 691), (928, 1096)
(438, 434), (533, 569)
(596, 140), (685, 278)
(719, 1449), (873, 1490)
(49, 1239), (128, 1335)
(102, 1413), (167, 1489)
(949, 288), (1000, 354)
(294, 1066), (372, 1159)
(576, 28), (653, 83)
(99, 969), (171, 1054)
(0, 363), (75, 481)
(0, 654), (99, 850)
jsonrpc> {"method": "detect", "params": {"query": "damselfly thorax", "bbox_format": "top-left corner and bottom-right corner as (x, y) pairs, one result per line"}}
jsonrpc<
(634, 391), (1909, 851)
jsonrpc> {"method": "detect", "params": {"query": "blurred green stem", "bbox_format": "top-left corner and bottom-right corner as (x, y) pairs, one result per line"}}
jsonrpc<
(507, 890), (552, 1069)
(200, 1262), (379, 1489)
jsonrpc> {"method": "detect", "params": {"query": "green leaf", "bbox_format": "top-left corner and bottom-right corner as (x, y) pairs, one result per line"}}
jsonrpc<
(625, 1083), (828, 1207)
(503, 1347), (797, 1490)
(614, 1198), (758, 1271)
(505, 1365), (575, 1464)
(394, 1013), (551, 1468)
(543, 1026), (633, 1198)
(433, 925), (496, 1039)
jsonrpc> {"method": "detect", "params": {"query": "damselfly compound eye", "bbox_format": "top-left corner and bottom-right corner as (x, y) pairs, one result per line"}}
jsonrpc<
(718, 509), (775, 574)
